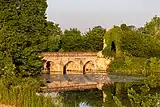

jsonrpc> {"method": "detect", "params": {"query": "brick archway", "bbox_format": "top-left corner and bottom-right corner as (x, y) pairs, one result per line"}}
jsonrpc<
(63, 61), (80, 74)
(49, 61), (59, 73)
(45, 61), (51, 73)
(83, 61), (95, 74)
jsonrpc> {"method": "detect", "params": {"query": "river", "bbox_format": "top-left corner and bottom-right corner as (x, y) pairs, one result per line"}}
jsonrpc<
(41, 73), (159, 107)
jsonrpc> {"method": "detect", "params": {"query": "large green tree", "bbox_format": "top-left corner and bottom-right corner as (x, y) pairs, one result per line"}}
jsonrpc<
(120, 23), (160, 57)
(44, 21), (62, 52)
(144, 16), (160, 39)
(60, 28), (83, 52)
(120, 29), (154, 57)
(59, 26), (105, 52)
(0, 0), (48, 76)
(83, 26), (106, 52)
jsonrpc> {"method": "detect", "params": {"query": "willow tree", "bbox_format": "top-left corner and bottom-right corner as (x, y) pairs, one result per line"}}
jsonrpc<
(0, 0), (48, 76)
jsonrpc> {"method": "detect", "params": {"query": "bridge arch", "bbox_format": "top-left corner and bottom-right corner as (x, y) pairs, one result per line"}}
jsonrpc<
(83, 60), (95, 74)
(63, 61), (80, 74)
(44, 61), (58, 74)
(45, 61), (51, 73)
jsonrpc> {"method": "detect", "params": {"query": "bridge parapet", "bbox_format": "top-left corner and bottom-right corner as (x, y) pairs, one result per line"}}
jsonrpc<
(41, 52), (97, 57)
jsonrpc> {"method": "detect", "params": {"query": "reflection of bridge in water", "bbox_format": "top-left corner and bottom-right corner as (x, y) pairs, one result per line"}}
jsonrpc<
(41, 73), (113, 92)
(42, 73), (112, 83)
(40, 73), (144, 92)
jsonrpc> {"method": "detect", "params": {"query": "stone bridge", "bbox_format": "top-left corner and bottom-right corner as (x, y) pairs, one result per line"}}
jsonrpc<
(41, 52), (113, 74)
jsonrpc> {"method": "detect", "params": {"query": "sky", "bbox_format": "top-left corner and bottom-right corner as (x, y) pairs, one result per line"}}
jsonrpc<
(46, 0), (160, 32)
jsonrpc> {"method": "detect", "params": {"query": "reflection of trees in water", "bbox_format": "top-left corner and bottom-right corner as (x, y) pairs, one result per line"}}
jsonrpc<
(58, 84), (129, 107)
(59, 89), (103, 107)
(57, 82), (158, 107)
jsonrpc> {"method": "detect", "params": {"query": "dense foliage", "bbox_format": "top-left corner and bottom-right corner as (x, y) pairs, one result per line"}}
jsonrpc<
(102, 26), (122, 57)
(83, 26), (106, 52)
(49, 26), (106, 52)
(110, 56), (160, 76)
(101, 16), (160, 107)
(0, 0), (56, 106)
(113, 85), (160, 107)
(120, 25), (160, 57)
(43, 21), (62, 52)
(60, 28), (82, 52)
(0, 0), (49, 76)
(103, 16), (160, 58)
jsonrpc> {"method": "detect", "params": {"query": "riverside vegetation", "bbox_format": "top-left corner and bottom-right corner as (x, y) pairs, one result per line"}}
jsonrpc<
(103, 16), (160, 107)
(102, 16), (160, 107)
(0, 0), (160, 106)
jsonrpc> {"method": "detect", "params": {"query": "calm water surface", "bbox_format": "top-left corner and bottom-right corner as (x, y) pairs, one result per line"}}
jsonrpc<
(41, 73), (158, 107)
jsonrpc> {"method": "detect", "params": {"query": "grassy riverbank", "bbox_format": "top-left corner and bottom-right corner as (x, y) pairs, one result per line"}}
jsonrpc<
(0, 77), (54, 107)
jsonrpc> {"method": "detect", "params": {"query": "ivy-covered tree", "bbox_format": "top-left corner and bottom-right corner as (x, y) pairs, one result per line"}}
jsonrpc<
(102, 26), (123, 57)
(0, 0), (48, 76)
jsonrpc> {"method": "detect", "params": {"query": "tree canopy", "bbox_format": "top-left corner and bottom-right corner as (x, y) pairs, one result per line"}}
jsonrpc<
(83, 26), (106, 52)
(0, 0), (48, 76)
(144, 16), (160, 39)
(103, 16), (160, 58)
(46, 26), (105, 52)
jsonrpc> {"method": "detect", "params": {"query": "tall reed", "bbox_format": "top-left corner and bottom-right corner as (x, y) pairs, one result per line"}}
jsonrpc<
(0, 78), (54, 107)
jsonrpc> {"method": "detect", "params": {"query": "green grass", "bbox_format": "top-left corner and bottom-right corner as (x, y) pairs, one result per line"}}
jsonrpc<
(0, 78), (54, 107)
